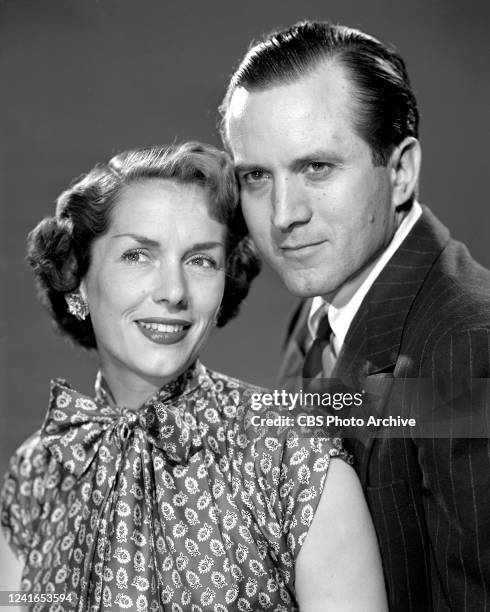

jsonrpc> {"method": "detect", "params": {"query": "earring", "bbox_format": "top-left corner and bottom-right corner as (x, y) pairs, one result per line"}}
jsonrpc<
(65, 291), (89, 321)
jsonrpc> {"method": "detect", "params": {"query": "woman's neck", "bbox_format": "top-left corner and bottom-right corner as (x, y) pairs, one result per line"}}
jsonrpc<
(98, 361), (178, 410)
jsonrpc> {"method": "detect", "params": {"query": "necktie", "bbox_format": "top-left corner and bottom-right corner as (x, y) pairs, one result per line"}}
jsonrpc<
(303, 311), (335, 379)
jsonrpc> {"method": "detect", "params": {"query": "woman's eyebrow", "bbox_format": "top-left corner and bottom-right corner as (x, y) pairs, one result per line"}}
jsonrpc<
(111, 235), (224, 251)
(188, 241), (224, 251)
(111, 233), (160, 248)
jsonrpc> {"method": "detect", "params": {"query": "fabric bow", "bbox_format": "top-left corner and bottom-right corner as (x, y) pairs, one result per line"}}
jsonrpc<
(41, 370), (204, 477)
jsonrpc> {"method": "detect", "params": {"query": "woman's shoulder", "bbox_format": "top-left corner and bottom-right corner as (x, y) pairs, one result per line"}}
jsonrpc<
(2, 430), (52, 496)
(201, 365), (267, 406)
(1, 430), (53, 561)
(5, 430), (49, 474)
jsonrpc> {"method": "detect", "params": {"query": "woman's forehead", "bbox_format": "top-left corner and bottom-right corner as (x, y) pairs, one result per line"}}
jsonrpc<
(106, 179), (226, 244)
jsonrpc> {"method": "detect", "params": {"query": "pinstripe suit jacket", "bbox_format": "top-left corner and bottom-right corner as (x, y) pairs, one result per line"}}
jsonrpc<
(278, 207), (490, 611)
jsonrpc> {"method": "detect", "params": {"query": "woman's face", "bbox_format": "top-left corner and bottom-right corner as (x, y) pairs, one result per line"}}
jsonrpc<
(80, 178), (226, 395)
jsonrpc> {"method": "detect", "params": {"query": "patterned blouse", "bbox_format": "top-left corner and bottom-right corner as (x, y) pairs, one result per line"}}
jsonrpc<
(1, 362), (351, 612)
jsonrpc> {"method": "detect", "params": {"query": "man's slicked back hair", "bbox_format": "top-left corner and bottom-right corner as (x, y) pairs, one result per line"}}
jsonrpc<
(220, 20), (419, 167)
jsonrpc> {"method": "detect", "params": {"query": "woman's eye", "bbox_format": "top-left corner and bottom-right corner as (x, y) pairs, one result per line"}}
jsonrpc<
(189, 255), (218, 269)
(122, 249), (150, 264)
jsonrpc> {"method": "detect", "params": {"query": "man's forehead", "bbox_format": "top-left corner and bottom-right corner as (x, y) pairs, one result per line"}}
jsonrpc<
(227, 62), (354, 125)
(226, 86), (250, 121)
(226, 64), (358, 162)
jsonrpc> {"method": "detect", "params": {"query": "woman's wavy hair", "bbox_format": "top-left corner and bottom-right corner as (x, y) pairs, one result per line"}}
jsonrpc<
(27, 142), (261, 349)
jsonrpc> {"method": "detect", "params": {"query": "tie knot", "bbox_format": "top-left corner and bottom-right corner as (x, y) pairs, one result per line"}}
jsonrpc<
(303, 310), (335, 381)
(316, 311), (332, 340)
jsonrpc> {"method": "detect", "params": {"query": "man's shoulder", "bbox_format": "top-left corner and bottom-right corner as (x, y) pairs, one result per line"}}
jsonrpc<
(399, 223), (490, 375)
(360, 206), (490, 375)
(410, 233), (490, 329)
(383, 205), (490, 327)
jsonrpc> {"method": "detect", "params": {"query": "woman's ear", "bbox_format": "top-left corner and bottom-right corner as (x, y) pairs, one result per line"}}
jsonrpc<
(389, 137), (422, 208)
(65, 282), (90, 321)
(78, 280), (88, 303)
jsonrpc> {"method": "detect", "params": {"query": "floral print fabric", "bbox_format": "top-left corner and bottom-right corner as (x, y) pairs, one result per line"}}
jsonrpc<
(1, 362), (351, 611)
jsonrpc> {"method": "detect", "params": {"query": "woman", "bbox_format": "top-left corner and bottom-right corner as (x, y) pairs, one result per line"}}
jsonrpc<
(1, 143), (387, 611)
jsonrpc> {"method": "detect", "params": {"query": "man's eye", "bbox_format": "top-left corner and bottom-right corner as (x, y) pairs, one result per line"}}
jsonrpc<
(308, 162), (331, 173)
(242, 170), (269, 185)
(304, 161), (334, 179)
(122, 248), (150, 264)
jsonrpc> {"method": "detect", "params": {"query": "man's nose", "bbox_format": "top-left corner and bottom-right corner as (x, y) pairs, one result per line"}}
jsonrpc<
(152, 262), (188, 308)
(271, 176), (312, 232)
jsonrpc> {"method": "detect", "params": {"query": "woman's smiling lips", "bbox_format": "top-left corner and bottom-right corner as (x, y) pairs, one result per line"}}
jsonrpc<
(135, 317), (191, 345)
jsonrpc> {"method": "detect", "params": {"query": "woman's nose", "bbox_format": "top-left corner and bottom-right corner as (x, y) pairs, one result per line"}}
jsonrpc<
(151, 263), (188, 308)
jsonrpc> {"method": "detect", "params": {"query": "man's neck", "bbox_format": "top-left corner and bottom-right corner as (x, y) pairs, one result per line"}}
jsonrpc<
(309, 202), (423, 353)
(326, 207), (411, 310)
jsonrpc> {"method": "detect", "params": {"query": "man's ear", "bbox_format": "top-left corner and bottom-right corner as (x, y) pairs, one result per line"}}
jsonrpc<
(389, 137), (421, 208)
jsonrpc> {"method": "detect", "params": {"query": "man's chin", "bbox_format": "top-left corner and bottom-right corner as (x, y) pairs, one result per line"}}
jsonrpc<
(280, 271), (338, 299)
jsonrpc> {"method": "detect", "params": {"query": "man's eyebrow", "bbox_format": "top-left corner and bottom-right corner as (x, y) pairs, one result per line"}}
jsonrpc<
(234, 150), (343, 175)
(234, 163), (267, 175)
(290, 150), (344, 170)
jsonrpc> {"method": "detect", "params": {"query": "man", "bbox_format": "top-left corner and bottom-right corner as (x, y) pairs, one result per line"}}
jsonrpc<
(220, 20), (490, 611)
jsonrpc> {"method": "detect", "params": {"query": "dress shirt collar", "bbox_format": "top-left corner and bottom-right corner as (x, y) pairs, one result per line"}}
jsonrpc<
(308, 201), (422, 355)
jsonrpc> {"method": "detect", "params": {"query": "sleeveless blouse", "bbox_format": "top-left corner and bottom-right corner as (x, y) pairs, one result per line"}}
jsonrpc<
(1, 362), (351, 611)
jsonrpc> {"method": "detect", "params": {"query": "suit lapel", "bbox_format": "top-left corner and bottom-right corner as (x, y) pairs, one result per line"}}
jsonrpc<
(335, 208), (450, 476)
(337, 207), (450, 378)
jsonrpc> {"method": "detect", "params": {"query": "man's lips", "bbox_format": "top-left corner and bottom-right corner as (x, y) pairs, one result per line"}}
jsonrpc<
(279, 239), (328, 252)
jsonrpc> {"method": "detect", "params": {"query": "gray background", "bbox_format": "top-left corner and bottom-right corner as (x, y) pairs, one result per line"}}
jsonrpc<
(0, 0), (488, 586)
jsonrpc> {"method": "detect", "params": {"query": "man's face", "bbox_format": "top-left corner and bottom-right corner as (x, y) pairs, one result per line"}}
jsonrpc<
(226, 63), (399, 300)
